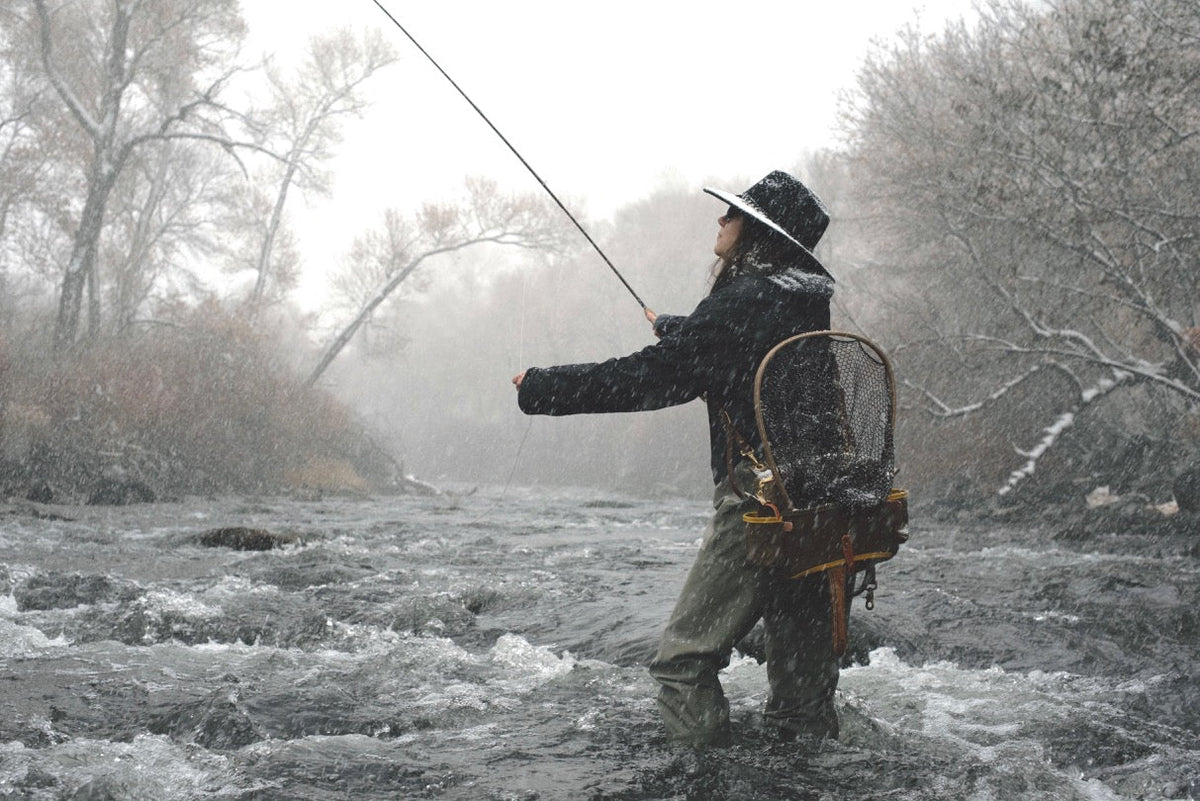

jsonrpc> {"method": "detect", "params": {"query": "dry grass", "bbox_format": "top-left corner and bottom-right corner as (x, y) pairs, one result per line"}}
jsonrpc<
(0, 304), (388, 497)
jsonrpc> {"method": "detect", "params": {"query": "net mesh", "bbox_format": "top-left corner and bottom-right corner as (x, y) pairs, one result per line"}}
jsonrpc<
(756, 333), (895, 510)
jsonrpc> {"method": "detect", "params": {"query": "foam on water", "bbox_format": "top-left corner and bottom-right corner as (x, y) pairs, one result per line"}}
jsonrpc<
(843, 647), (1087, 739)
(0, 734), (228, 801)
(1, 593), (71, 656)
(0, 618), (70, 657)
(202, 574), (281, 600)
(137, 588), (223, 620)
(541, 545), (598, 565)
(836, 648), (1197, 799)
(489, 632), (578, 682)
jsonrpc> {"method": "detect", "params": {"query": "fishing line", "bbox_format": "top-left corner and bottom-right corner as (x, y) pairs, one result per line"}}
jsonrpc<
(368, 0), (648, 311)
(501, 416), (535, 496)
(501, 263), (533, 497)
(465, 416), (535, 526)
(518, 268), (528, 368)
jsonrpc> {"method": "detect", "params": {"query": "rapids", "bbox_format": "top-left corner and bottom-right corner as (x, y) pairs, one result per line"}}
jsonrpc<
(0, 487), (1197, 800)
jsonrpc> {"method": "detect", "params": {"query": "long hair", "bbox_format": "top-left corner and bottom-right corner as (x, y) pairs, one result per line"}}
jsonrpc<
(709, 215), (812, 294)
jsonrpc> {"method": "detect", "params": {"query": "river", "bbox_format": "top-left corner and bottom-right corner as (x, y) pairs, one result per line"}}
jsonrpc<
(1, 486), (1197, 800)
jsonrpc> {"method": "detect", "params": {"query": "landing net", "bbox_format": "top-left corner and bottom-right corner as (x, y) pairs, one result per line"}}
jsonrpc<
(754, 332), (896, 511)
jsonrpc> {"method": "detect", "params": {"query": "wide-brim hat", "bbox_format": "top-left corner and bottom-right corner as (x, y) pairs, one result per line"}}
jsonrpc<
(704, 170), (833, 280)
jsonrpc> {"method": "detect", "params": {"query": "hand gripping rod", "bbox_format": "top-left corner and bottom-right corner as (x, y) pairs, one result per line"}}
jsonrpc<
(368, 0), (648, 310)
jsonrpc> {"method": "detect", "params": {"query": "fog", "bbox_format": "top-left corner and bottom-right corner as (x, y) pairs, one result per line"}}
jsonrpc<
(319, 184), (730, 496)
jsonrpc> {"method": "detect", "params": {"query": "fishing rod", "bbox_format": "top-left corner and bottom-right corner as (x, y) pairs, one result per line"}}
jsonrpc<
(368, 0), (648, 311)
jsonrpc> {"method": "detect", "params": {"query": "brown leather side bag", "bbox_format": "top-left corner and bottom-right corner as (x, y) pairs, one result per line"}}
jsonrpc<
(743, 489), (909, 579)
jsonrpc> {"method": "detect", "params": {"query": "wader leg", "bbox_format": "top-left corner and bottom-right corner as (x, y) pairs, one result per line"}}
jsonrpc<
(649, 471), (763, 747)
(760, 572), (843, 739)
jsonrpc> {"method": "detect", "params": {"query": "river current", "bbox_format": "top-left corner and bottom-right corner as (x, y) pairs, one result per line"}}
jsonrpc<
(1, 486), (1197, 800)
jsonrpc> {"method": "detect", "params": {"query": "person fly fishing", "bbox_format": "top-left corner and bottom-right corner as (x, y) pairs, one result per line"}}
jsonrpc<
(512, 171), (843, 747)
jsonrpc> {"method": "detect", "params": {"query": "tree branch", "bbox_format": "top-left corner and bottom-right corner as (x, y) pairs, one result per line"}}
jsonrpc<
(32, 0), (100, 137)
(997, 369), (1131, 496)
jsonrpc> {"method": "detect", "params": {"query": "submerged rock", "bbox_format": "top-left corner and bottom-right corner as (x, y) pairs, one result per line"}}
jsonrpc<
(15, 767), (58, 792)
(149, 684), (264, 749)
(25, 479), (54, 504)
(66, 774), (137, 801)
(1172, 464), (1200, 513)
(14, 571), (135, 611)
(86, 475), (156, 505)
(198, 526), (299, 550)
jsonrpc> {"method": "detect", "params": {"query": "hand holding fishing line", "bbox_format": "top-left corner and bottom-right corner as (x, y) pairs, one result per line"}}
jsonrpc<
(644, 307), (663, 338)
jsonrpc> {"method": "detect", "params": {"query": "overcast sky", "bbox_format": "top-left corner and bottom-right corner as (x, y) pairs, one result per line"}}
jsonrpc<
(238, 0), (978, 300)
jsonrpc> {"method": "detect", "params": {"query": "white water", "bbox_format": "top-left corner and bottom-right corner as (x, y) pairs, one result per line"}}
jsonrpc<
(1, 488), (1197, 799)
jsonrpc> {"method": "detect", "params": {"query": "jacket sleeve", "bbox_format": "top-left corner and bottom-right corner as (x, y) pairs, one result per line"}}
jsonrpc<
(518, 290), (753, 416)
(652, 313), (685, 338)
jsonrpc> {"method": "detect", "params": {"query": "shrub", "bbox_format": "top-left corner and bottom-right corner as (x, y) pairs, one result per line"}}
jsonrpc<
(0, 303), (391, 498)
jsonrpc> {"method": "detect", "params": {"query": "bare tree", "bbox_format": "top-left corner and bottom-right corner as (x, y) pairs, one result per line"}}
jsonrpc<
(14, 0), (253, 351)
(0, 22), (51, 325)
(0, 75), (38, 242)
(308, 178), (572, 386)
(101, 138), (234, 334)
(243, 28), (396, 320)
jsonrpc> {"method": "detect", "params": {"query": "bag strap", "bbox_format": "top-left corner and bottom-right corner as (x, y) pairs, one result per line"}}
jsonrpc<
(720, 408), (768, 501)
(721, 409), (744, 499)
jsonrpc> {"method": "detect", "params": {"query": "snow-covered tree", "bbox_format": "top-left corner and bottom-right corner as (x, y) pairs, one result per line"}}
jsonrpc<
(841, 0), (1200, 497)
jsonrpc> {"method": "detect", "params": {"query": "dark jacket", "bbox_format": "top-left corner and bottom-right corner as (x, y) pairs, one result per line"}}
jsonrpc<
(517, 266), (834, 484)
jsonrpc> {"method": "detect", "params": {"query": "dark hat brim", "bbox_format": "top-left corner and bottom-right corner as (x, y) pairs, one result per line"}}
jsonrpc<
(704, 185), (832, 280)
